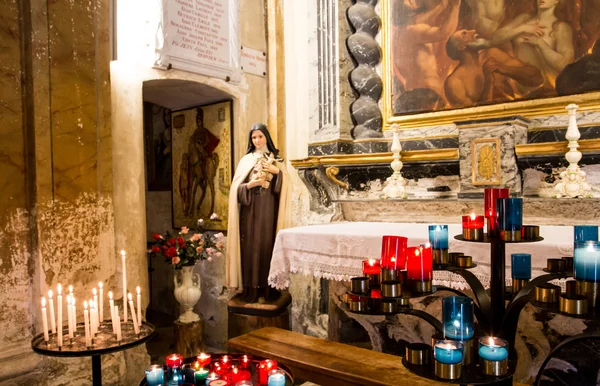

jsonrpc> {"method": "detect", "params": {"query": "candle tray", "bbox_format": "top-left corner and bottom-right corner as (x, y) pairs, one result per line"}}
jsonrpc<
(31, 321), (156, 357)
(138, 353), (295, 386)
(454, 235), (544, 244)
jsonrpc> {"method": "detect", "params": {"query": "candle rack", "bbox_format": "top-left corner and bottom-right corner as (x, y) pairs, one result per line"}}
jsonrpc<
(31, 320), (156, 386)
(343, 220), (600, 384)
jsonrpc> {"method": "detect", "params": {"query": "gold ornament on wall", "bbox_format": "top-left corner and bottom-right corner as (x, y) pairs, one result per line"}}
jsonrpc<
(472, 138), (501, 186)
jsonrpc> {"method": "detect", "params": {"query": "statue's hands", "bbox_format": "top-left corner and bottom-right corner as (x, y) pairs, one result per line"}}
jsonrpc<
(263, 163), (279, 175)
(248, 174), (267, 189)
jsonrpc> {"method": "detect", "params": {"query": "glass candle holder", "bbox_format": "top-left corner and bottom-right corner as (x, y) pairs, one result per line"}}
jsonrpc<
(235, 381), (254, 386)
(429, 225), (449, 249)
(145, 365), (165, 386)
(362, 258), (381, 275)
(511, 253), (531, 280)
(574, 225), (599, 250)
(239, 354), (252, 370)
(574, 241), (600, 282)
(462, 213), (484, 241)
(194, 363), (209, 383)
(406, 246), (433, 282)
(165, 353), (183, 385)
(197, 353), (212, 368)
(258, 359), (278, 385)
(380, 235), (408, 269)
(442, 296), (475, 340)
(434, 339), (464, 364)
(496, 198), (523, 241)
(478, 337), (508, 361)
(205, 372), (220, 385)
(485, 188), (509, 235)
(267, 369), (286, 386)
(210, 362), (224, 375)
(220, 355), (233, 370)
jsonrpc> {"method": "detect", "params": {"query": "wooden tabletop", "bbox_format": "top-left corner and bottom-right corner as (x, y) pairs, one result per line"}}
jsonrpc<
(227, 327), (449, 386)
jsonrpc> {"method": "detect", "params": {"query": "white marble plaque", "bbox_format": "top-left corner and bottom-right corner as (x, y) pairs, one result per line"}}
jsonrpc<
(156, 0), (241, 81)
(240, 46), (266, 77)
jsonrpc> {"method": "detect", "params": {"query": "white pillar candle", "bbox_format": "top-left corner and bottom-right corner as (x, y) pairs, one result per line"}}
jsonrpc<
(114, 305), (122, 342)
(83, 301), (91, 347)
(136, 286), (142, 327)
(48, 290), (56, 334)
(121, 250), (128, 323)
(57, 284), (63, 347)
(98, 282), (104, 322)
(128, 293), (140, 334)
(41, 297), (49, 342)
(108, 291), (115, 333)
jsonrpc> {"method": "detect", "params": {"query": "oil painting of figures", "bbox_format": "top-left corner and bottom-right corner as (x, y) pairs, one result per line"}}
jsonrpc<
(171, 101), (232, 230)
(390, 0), (600, 115)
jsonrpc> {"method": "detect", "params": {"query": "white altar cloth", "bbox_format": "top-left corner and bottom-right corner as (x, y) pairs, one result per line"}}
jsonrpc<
(267, 222), (574, 290)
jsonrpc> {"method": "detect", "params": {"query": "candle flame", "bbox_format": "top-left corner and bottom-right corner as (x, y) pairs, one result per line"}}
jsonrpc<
(488, 337), (494, 346)
(368, 258), (375, 266)
(84, 300), (88, 309)
(436, 225), (441, 231)
(48, 289), (53, 298)
(415, 249), (420, 256)
(470, 212), (476, 220)
(109, 291), (113, 299)
(57, 283), (62, 295)
(42, 297), (46, 307)
(98, 282), (103, 289)
(453, 320), (460, 328)
(69, 285), (73, 294)
(425, 242), (431, 248)
(121, 250), (126, 258)
(92, 288), (97, 295)
(136, 286), (141, 294)
(128, 293), (133, 301)
(193, 361), (200, 370)
(390, 256), (396, 262)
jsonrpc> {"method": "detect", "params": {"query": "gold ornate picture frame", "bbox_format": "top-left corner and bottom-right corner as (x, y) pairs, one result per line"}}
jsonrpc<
(380, 1), (600, 130)
(471, 138), (501, 186)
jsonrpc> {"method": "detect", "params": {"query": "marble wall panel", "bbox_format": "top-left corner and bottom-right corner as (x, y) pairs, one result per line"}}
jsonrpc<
(528, 125), (600, 143)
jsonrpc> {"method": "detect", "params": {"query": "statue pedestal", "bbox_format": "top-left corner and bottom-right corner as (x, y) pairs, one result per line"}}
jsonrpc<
(228, 292), (292, 339)
(174, 319), (204, 357)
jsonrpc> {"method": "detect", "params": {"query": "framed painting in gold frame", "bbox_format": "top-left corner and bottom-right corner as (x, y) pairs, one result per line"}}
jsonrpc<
(381, 0), (600, 130)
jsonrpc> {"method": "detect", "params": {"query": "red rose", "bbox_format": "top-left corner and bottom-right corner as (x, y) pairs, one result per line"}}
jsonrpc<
(166, 246), (177, 257)
(151, 246), (161, 253)
(161, 245), (168, 251)
(169, 238), (176, 245)
(177, 237), (185, 246)
(152, 233), (162, 240)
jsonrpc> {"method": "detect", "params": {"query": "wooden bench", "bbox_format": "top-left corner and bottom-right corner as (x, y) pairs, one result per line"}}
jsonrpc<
(227, 327), (449, 386)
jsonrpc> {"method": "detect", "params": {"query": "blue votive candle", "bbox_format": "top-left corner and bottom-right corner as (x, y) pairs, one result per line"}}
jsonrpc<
(434, 340), (464, 364)
(429, 225), (449, 249)
(267, 369), (286, 386)
(478, 336), (509, 361)
(511, 253), (531, 280)
(145, 364), (165, 386)
(574, 225), (599, 250)
(442, 296), (474, 340)
(574, 241), (600, 282)
(497, 198), (523, 240)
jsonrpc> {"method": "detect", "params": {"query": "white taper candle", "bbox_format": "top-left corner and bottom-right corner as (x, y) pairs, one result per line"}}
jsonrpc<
(48, 290), (56, 334)
(128, 293), (140, 334)
(121, 250), (128, 323)
(41, 297), (49, 342)
(136, 286), (141, 327)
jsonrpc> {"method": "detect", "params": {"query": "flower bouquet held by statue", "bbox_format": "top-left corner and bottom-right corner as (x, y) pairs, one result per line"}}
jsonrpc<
(251, 152), (283, 191)
(149, 214), (226, 323)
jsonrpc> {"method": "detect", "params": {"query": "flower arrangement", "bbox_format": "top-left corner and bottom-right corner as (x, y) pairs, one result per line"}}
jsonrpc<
(150, 213), (226, 270)
(251, 152), (283, 190)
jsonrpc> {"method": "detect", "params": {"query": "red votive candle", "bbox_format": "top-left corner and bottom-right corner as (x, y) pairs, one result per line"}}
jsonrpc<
(220, 355), (232, 370)
(371, 289), (382, 298)
(258, 359), (278, 385)
(239, 354), (252, 370)
(197, 352), (212, 368)
(165, 353), (183, 368)
(211, 362), (225, 375)
(484, 188), (509, 235)
(462, 213), (485, 241)
(381, 235), (408, 269)
(406, 245), (433, 281)
(362, 258), (381, 274)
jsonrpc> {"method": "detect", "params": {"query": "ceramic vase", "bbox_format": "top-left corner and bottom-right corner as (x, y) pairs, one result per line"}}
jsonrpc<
(173, 265), (201, 323)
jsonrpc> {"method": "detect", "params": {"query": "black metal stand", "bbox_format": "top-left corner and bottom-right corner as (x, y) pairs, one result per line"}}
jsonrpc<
(490, 240), (505, 335)
(31, 321), (156, 385)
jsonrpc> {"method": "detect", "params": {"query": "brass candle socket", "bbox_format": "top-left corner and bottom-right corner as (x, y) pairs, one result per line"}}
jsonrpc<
(365, 273), (380, 288)
(434, 361), (462, 380)
(461, 338), (475, 366)
(566, 280), (578, 297)
(456, 255), (473, 268)
(448, 252), (464, 266)
(512, 279), (529, 295)
(349, 299), (367, 312)
(406, 343), (431, 365)
(482, 358), (508, 376)
(547, 258), (566, 273)
(432, 249), (449, 265)
(397, 295), (411, 307)
(350, 277), (370, 295)
(380, 268), (401, 282)
(535, 283), (561, 303)
(576, 280), (600, 309)
(562, 256), (574, 271)
(559, 294), (589, 315)
(500, 229), (522, 242)
(381, 281), (402, 298)
(412, 280), (432, 294)
(381, 299), (397, 313)
(521, 225), (540, 240)
(463, 227), (483, 241)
